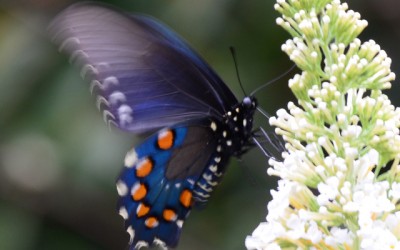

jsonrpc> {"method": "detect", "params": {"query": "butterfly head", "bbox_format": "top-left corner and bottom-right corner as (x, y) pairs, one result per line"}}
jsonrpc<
(242, 96), (253, 108)
(241, 96), (257, 119)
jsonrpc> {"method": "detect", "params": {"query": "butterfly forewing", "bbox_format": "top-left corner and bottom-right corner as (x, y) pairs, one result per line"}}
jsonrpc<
(49, 2), (238, 133)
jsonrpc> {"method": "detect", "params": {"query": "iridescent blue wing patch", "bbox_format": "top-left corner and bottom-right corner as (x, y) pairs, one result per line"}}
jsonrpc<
(117, 120), (229, 248)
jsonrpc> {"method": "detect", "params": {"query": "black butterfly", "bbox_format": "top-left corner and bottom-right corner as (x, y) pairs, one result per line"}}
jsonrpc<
(49, 2), (259, 249)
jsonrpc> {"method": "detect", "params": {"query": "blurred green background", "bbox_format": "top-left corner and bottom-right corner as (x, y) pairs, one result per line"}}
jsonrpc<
(0, 0), (399, 249)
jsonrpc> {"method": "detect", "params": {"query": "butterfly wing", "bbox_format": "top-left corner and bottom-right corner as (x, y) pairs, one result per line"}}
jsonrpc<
(117, 120), (229, 248)
(49, 3), (238, 133)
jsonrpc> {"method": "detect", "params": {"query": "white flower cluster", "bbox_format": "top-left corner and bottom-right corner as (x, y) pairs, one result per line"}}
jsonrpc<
(247, 0), (400, 249)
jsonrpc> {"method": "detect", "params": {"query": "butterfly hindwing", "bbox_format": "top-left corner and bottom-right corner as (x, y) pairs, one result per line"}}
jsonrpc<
(117, 120), (229, 248)
(48, 2), (238, 133)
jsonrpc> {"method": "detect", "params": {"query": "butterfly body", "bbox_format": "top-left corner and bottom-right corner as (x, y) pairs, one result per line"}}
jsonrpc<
(49, 3), (257, 249)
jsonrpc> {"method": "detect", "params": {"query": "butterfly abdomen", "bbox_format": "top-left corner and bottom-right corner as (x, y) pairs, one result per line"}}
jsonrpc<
(191, 152), (228, 203)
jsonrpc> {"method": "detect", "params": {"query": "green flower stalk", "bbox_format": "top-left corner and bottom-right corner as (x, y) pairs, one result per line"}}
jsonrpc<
(246, 0), (399, 249)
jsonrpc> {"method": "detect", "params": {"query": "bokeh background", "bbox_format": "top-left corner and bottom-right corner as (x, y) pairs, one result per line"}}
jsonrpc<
(1, 0), (400, 249)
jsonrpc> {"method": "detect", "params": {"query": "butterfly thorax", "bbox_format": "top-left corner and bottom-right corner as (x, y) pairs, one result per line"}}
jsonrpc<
(219, 96), (257, 157)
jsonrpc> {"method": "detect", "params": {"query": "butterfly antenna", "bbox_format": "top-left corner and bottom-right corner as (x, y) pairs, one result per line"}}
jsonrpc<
(252, 126), (285, 162)
(229, 46), (247, 96)
(258, 126), (285, 156)
(250, 63), (296, 96)
(252, 136), (273, 158)
(257, 106), (270, 119)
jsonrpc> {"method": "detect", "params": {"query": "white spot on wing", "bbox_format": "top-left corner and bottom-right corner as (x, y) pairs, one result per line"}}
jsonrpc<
(202, 173), (212, 181)
(209, 164), (218, 172)
(243, 118), (247, 127)
(103, 76), (119, 89)
(118, 105), (133, 126)
(208, 180), (218, 186)
(153, 238), (167, 249)
(119, 206), (129, 220)
(109, 91), (126, 105)
(118, 105), (132, 115)
(93, 76), (118, 93)
(69, 49), (88, 63)
(135, 241), (149, 249)
(81, 64), (99, 78)
(119, 113), (133, 126)
(197, 183), (213, 192)
(193, 190), (210, 198)
(96, 96), (110, 110)
(127, 226), (135, 244)
(177, 220), (184, 228)
(116, 180), (128, 196)
(210, 122), (217, 131)
(103, 110), (115, 124)
(226, 140), (232, 146)
(59, 37), (80, 51)
(125, 149), (138, 167)
(90, 80), (102, 93)
(214, 157), (221, 163)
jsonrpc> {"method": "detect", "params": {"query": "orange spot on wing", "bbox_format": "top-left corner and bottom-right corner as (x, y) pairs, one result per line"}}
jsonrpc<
(136, 158), (153, 177)
(163, 209), (177, 222)
(132, 183), (147, 201)
(145, 217), (159, 228)
(157, 130), (174, 150)
(179, 189), (193, 208)
(136, 203), (150, 218)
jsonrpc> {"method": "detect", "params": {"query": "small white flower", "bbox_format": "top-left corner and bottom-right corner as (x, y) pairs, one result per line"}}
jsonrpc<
(304, 221), (322, 243)
(389, 182), (400, 200)
(266, 180), (297, 220)
(245, 221), (285, 250)
(317, 176), (339, 205)
(325, 227), (353, 247)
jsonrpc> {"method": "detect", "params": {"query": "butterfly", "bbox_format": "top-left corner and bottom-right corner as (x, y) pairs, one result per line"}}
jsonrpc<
(49, 2), (258, 249)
